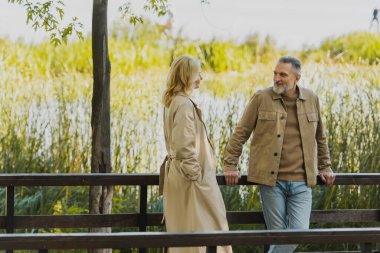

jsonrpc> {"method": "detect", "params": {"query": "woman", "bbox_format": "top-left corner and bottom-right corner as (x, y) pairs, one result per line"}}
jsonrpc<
(161, 55), (232, 253)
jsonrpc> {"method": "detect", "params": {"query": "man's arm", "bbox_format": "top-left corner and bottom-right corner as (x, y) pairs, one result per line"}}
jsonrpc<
(224, 94), (260, 186)
(315, 96), (335, 187)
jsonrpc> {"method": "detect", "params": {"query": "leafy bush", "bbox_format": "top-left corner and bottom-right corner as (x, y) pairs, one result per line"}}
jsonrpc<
(301, 32), (380, 65)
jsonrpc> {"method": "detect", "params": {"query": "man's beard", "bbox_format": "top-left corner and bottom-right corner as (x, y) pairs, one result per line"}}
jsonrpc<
(273, 83), (288, 95)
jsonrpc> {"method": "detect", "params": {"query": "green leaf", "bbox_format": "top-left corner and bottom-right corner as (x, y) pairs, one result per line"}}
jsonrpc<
(7, 0), (83, 46)
(56, 7), (64, 20)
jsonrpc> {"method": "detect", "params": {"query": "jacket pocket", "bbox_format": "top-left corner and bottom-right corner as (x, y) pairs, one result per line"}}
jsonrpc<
(258, 111), (277, 121)
(306, 112), (319, 122)
(305, 112), (319, 134)
(256, 111), (277, 135)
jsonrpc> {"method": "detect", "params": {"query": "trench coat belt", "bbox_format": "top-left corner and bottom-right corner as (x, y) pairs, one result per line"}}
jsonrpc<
(158, 154), (177, 196)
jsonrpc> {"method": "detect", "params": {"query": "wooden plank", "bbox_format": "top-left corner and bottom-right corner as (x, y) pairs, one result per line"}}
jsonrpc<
(134, 210), (380, 226)
(0, 209), (379, 229)
(0, 228), (379, 249)
(147, 213), (164, 226)
(226, 211), (265, 224)
(331, 173), (380, 185)
(227, 209), (380, 224)
(4, 214), (160, 229)
(216, 174), (380, 186)
(0, 214), (139, 229)
(298, 252), (361, 253)
(310, 209), (380, 223)
(0, 173), (379, 186)
(0, 174), (158, 186)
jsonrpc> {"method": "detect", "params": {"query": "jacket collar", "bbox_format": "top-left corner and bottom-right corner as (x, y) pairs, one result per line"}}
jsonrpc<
(271, 85), (306, 100)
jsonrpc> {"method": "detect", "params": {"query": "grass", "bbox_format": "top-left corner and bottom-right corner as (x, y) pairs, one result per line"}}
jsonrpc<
(0, 26), (379, 252)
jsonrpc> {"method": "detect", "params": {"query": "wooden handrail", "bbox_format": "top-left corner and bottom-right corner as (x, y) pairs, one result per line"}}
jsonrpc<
(0, 173), (379, 230)
(0, 173), (379, 186)
(0, 173), (379, 252)
(0, 228), (379, 250)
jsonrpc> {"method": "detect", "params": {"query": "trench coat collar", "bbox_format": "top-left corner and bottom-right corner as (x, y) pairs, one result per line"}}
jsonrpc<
(271, 85), (307, 101)
(176, 92), (199, 106)
(177, 91), (188, 97)
(175, 92), (212, 147)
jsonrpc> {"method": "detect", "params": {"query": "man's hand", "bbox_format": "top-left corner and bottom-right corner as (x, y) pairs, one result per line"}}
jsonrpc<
(224, 171), (241, 187)
(319, 172), (335, 187)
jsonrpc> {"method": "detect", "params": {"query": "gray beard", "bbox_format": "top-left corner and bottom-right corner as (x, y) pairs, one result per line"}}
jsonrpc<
(273, 84), (286, 95)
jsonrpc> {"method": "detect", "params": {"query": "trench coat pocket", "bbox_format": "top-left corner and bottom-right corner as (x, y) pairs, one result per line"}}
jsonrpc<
(179, 158), (202, 182)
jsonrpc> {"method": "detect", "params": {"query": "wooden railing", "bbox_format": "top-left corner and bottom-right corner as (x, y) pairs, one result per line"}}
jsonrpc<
(0, 173), (380, 252)
(0, 228), (380, 252)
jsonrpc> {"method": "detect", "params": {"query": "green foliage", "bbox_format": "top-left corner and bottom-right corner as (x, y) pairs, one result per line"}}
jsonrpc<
(1, 26), (380, 251)
(8, 0), (172, 45)
(0, 21), (281, 77)
(8, 0), (83, 45)
(119, 0), (169, 25)
(301, 32), (380, 65)
(197, 41), (250, 72)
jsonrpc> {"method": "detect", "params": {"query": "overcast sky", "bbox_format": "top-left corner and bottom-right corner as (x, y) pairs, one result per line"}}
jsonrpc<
(0, 0), (379, 50)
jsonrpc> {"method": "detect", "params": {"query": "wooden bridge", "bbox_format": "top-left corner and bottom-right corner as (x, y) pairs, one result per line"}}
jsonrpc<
(0, 173), (379, 252)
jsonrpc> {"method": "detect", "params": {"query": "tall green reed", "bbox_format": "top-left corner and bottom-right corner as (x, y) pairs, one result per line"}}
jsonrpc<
(1, 25), (379, 252)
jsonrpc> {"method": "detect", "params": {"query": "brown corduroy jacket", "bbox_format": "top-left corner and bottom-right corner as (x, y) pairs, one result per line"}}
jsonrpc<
(224, 86), (332, 187)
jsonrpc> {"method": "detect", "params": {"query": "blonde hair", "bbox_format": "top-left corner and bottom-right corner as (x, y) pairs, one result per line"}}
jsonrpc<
(162, 55), (200, 107)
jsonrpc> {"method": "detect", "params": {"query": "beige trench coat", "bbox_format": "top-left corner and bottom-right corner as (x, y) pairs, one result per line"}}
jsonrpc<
(162, 94), (232, 253)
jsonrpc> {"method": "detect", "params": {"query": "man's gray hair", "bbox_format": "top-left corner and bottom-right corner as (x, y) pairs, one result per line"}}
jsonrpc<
(278, 56), (301, 74)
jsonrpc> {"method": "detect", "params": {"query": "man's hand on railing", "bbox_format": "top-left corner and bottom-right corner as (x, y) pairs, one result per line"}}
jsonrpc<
(319, 172), (336, 187)
(224, 171), (241, 187)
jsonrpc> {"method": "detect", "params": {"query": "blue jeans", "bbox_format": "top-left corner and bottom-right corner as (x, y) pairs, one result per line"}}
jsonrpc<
(259, 180), (312, 253)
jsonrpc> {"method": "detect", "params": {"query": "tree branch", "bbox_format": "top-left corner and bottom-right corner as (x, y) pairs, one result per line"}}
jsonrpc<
(8, 0), (83, 45)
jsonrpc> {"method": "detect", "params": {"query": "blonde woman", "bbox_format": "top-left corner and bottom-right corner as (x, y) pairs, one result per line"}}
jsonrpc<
(161, 55), (232, 253)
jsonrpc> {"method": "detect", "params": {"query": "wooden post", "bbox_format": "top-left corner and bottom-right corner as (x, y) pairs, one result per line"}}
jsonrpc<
(139, 185), (148, 253)
(207, 246), (217, 253)
(263, 224), (269, 253)
(6, 186), (14, 253)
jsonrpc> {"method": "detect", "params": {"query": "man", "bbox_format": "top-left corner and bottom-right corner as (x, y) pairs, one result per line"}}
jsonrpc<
(223, 56), (335, 253)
